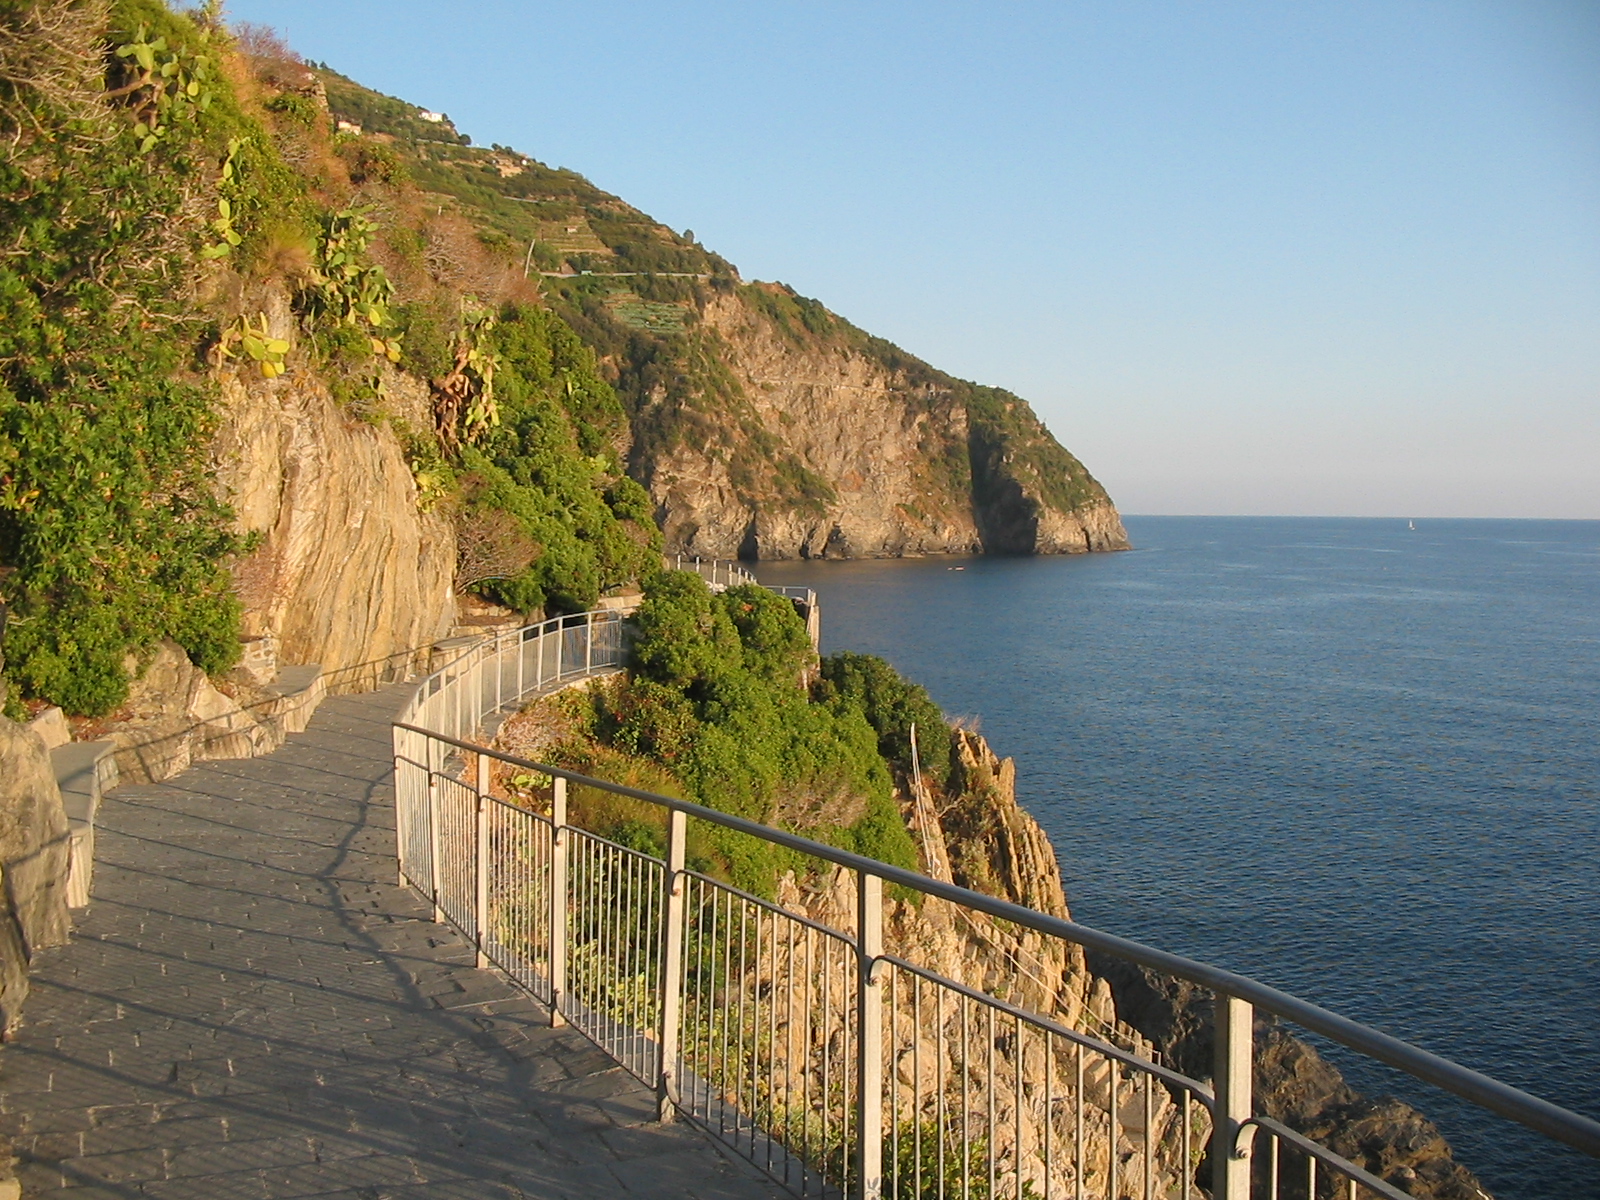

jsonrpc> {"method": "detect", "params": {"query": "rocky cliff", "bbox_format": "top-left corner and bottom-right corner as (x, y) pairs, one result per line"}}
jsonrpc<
(212, 289), (458, 685)
(1087, 956), (1493, 1200)
(632, 288), (1130, 560)
(298, 69), (1132, 563)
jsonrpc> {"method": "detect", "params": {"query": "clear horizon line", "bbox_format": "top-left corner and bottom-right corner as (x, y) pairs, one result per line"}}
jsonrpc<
(1120, 513), (1600, 522)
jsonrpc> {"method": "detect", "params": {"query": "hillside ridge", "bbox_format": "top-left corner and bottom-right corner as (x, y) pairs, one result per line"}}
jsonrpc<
(310, 63), (1131, 560)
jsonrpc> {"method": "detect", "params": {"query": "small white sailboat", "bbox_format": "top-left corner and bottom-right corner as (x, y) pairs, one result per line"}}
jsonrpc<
(1408, 519), (1416, 531)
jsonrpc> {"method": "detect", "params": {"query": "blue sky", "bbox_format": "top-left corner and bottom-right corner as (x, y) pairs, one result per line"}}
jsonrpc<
(225, 1), (1599, 518)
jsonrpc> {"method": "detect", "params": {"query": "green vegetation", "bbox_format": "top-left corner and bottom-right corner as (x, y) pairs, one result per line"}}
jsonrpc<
(537, 573), (920, 895)
(452, 304), (659, 614)
(318, 67), (468, 144)
(0, 0), (312, 715)
(0, 0), (1110, 722)
(818, 652), (952, 789)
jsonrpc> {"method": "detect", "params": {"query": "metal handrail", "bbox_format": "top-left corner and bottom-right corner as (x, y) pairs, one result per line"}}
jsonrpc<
(391, 605), (1600, 1200)
(671, 554), (759, 591)
(396, 720), (1600, 1161)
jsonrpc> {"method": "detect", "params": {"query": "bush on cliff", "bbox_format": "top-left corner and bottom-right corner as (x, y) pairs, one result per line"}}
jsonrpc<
(580, 573), (918, 895)
(450, 304), (661, 615)
(0, 0), (310, 714)
(818, 651), (952, 790)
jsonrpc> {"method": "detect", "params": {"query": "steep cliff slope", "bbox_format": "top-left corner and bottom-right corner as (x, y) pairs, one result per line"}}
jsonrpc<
(633, 286), (1128, 558)
(313, 71), (1130, 559)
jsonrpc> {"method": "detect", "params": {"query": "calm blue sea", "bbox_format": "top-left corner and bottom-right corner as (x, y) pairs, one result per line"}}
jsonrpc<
(759, 516), (1600, 1200)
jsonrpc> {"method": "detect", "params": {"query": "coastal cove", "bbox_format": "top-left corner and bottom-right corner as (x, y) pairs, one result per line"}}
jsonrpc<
(758, 515), (1600, 1200)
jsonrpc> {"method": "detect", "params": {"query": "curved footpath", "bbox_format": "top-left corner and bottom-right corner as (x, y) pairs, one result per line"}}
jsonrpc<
(0, 686), (779, 1199)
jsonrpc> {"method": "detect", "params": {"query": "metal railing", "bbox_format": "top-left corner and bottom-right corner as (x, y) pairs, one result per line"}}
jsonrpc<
(672, 554), (759, 591)
(391, 611), (1600, 1200)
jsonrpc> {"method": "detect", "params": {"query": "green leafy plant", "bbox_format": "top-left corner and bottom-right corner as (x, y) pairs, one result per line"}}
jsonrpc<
(199, 136), (245, 260)
(573, 573), (918, 895)
(300, 208), (399, 332)
(432, 302), (499, 448)
(212, 313), (289, 378)
(111, 20), (217, 152)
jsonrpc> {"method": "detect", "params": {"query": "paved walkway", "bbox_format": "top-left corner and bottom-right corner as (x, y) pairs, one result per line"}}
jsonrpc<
(0, 688), (780, 1199)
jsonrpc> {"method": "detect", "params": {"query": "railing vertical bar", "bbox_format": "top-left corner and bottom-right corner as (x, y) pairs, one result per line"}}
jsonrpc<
(857, 870), (883, 1196)
(803, 922), (815, 1195)
(474, 751), (490, 969)
(1183, 1087), (1193, 1200)
(822, 923), (832, 1183)
(962, 994), (971, 1200)
(1214, 993), (1254, 1200)
(979, 1011), (992, 1200)
(427, 740), (443, 925)
(759, 904), (773, 1177)
(1074, 1042), (1084, 1200)
(1044, 1029), (1053, 1200)
(1015, 1010), (1024, 1200)
(1144, 1066), (1154, 1200)
(937, 982), (946, 1200)
(659, 809), (686, 1119)
(914, 976), (924, 1200)
(549, 775), (568, 1027)
(889, 963), (900, 1199)
(780, 915), (793, 1190)
(1109, 1055), (1119, 1200)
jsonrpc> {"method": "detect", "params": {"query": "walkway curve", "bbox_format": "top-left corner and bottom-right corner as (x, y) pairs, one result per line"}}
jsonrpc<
(0, 686), (780, 1199)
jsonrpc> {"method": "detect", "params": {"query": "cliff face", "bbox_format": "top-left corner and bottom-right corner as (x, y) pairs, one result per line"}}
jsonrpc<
(630, 288), (1130, 560)
(213, 292), (458, 685)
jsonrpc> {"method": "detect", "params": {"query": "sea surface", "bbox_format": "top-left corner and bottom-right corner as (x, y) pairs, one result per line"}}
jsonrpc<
(758, 516), (1600, 1200)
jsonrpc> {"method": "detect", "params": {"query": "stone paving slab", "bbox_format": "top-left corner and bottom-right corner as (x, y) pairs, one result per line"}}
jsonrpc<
(1, 688), (783, 1199)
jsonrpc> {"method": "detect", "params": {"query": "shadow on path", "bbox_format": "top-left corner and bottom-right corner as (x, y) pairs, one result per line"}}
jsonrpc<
(0, 688), (780, 1200)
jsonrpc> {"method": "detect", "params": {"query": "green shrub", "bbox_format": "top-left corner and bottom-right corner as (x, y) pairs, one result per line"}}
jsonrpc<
(454, 302), (659, 616)
(820, 652), (952, 788)
(589, 573), (918, 895)
(0, 0), (306, 713)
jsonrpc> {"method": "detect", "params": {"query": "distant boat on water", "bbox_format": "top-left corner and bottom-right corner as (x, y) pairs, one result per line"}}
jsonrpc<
(1408, 519), (1417, 531)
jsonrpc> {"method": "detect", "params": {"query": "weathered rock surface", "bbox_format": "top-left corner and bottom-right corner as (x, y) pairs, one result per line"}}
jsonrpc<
(1088, 953), (1493, 1199)
(86, 641), (331, 786)
(636, 289), (1130, 560)
(212, 292), (457, 687)
(0, 714), (71, 1035)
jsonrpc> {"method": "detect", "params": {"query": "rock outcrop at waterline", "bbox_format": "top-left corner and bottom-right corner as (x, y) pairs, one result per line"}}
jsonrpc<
(1087, 956), (1494, 1200)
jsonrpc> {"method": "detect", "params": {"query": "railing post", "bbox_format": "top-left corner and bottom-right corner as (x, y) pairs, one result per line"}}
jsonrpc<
(474, 752), (491, 969)
(549, 774), (568, 1027)
(585, 610), (593, 674)
(657, 808), (687, 1122)
(393, 728), (408, 887)
(555, 617), (563, 681)
(1213, 992), (1254, 1200)
(856, 870), (884, 1200)
(426, 736), (443, 925)
(517, 628), (525, 702)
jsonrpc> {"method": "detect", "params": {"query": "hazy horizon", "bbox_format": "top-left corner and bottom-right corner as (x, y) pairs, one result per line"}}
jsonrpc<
(226, 0), (1600, 520)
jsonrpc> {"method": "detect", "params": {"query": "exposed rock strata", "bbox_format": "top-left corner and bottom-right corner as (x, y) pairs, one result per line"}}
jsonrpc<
(212, 292), (457, 687)
(636, 290), (1130, 560)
